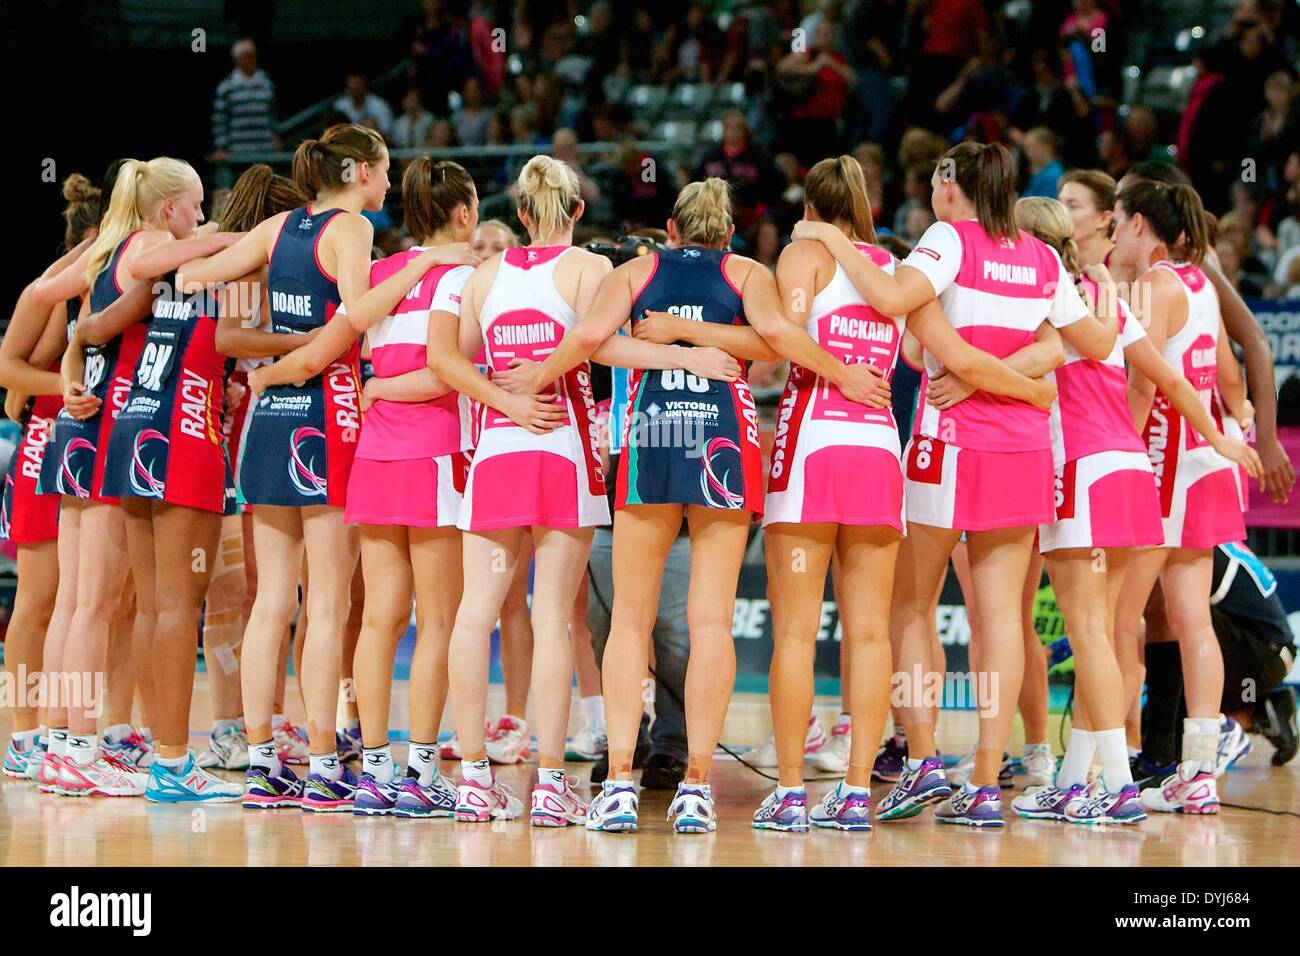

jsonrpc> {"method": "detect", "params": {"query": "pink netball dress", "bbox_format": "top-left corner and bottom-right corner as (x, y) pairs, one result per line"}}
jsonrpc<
(344, 251), (475, 528)
(764, 242), (905, 529)
(1039, 276), (1164, 552)
(901, 220), (1088, 531)
(458, 246), (609, 532)
(1141, 262), (1245, 549)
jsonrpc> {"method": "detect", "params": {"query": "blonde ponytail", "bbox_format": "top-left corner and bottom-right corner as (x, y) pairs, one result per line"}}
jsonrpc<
(671, 177), (732, 248)
(85, 156), (198, 286)
(516, 154), (581, 240)
(1015, 196), (1080, 277)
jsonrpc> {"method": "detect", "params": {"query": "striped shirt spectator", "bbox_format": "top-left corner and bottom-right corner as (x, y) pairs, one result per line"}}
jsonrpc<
(212, 39), (280, 158)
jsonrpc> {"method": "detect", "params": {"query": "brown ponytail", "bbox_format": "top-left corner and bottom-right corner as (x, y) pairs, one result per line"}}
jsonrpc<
(804, 155), (878, 243)
(291, 123), (386, 198)
(402, 157), (477, 240)
(61, 173), (103, 248)
(1116, 180), (1209, 264)
(1170, 184), (1210, 265)
(940, 142), (1017, 241)
(220, 163), (307, 232)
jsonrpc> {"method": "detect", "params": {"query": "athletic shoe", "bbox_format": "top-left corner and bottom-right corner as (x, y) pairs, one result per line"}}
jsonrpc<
(301, 765), (359, 813)
(392, 773), (458, 818)
(935, 784), (1005, 828)
(668, 782), (716, 833)
(1022, 744), (1055, 788)
(57, 755), (148, 797)
(1130, 753), (1177, 790)
(1214, 716), (1252, 776)
(273, 721), (310, 765)
(585, 780), (639, 832)
(1012, 783), (1085, 821)
(243, 765), (304, 809)
(101, 730), (155, 769)
(872, 735), (907, 783)
(530, 774), (589, 827)
(336, 726), (363, 763)
(485, 715), (531, 765)
(640, 752), (686, 790)
(1064, 782), (1145, 825)
(455, 776), (523, 822)
(752, 788), (809, 832)
(745, 714), (827, 768)
(144, 754), (242, 803)
(810, 783), (873, 831)
(3, 740), (39, 778)
(196, 724), (250, 771)
(876, 755), (952, 821)
(23, 743), (48, 782)
(564, 726), (607, 762)
(350, 772), (404, 816)
(439, 733), (463, 761)
(811, 719), (851, 773)
(37, 752), (68, 793)
(1139, 763), (1219, 814)
(947, 748), (1014, 788)
(1256, 686), (1298, 766)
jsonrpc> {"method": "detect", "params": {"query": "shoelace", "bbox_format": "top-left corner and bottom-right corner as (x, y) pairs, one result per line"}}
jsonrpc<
(122, 731), (151, 756)
(101, 752), (136, 775)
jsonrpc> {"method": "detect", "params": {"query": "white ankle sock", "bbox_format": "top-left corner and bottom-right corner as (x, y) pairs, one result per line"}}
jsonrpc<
(309, 753), (341, 781)
(407, 741), (439, 785)
(249, 740), (280, 774)
(1093, 728), (1133, 790)
(363, 745), (394, 783)
(66, 734), (97, 766)
(462, 757), (492, 786)
(1056, 729), (1096, 787)
(580, 696), (605, 735)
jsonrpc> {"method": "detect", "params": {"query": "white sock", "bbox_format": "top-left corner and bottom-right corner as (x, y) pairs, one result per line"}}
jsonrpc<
(249, 741), (280, 774)
(776, 784), (805, 798)
(309, 752), (341, 781)
(1126, 744), (1141, 760)
(462, 757), (492, 787)
(66, 734), (97, 766)
(580, 695), (605, 734)
(407, 741), (439, 786)
(103, 723), (133, 743)
(1093, 728), (1133, 790)
(157, 753), (187, 770)
(539, 767), (567, 788)
(1183, 717), (1219, 770)
(961, 780), (981, 794)
(839, 779), (868, 796)
(1024, 741), (1051, 755)
(1057, 729), (1096, 787)
(906, 757), (924, 771)
(212, 718), (239, 735)
(49, 729), (69, 759)
(11, 728), (39, 751)
(363, 745), (394, 784)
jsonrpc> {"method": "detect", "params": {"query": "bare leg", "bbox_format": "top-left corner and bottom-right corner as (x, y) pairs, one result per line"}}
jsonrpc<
(498, 531), (534, 720)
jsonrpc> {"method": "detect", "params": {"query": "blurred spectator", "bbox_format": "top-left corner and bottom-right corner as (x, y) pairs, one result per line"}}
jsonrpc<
(909, 0), (990, 129)
(1097, 127), (1133, 180)
(843, 0), (902, 145)
(892, 164), (932, 235)
(424, 118), (458, 149)
(933, 34), (1015, 141)
(1022, 127), (1065, 197)
(577, 1), (622, 90)
(212, 38), (280, 160)
(334, 71), (394, 137)
(1250, 70), (1297, 190)
(852, 142), (888, 222)
(1007, 49), (1095, 167)
(452, 76), (491, 146)
(1059, 0), (1121, 105)
(1284, 256), (1300, 298)
(391, 88), (434, 150)
(693, 111), (785, 233)
(410, 0), (478, 113)
(1124, 106), (1166, 165)
(662, 2), (729, 86)
(748, 215), (782, 269)
(509, 105), (547, 147)
(553, 128), (602, 203)
(897, 126), (949, 174)
(621, 9), (670, 84)
(1217, 210), (1276, 296)
(470, 2), (506, 97)
(901, 204), (936, 245)
(776, 18), (855, 164)
(608, 142), (676, 233)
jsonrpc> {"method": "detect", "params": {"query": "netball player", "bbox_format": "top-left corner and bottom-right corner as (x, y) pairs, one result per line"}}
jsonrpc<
(249, 157), (481, 816)
(791, 143), (1095, 826)
(176, 124), (387, 811)
(1105, 182), (1254, 815)
(0, 175), (101, 778)
(429, 158), (740, 826)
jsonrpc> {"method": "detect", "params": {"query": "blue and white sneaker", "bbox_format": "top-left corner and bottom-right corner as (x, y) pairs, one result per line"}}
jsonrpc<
(1064, 782), (1146, 825)
(336, 726), (363, 763)
(586, 780), (639, 832)
(935, 783), (1005, 828)
(243, 764), (305, 809)
(752, 788), (809, 832)
(3, 739), (40, 778)
(302, 764), (359, 813)
(1215, 716), (1252, 776)
(1011, 783), (1085, 821)
(101, 729), (155, 769)
(353, 772), (404, 816)
(197, 724), (250, 771)
(876, 755), (952, 821)
(810, 782), (873, 831)
(392, 772), (457, 818)
(144, 753), (243, 803)
(668, 782), (716, 833)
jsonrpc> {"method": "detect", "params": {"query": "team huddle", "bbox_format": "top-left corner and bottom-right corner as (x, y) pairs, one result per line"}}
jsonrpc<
(0, 121), (1272, 834)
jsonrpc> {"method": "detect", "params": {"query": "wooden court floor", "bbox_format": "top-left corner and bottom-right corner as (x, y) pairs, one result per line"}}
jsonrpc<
(2, 677), (1296, 867)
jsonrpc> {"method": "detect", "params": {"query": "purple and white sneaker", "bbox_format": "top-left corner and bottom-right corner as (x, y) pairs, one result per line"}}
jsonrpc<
(301, 764), (359, 813)
(872, 735), (907, 783)
(1065, 783), (1146, 825)
(876, 755), (951, 821)
(336, 726), (363, 764)
(1011, 783), (1086, 821)
(752, 788), (809, 832)
(243, 764), (305, 809)
(353, 771), (404, 816)
(393, 772), (457, 818)
(810, 783), (873, 831)
(935, 783), (1005, 828)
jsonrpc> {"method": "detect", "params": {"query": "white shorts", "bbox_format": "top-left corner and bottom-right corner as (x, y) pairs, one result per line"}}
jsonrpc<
(1038, 450), (1164, 553)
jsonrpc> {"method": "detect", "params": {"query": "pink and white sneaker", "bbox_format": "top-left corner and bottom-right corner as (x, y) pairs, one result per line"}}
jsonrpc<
(811, 718), (850, 773)
(530, 773), (589, 827)
(273, 721), (310, 766)
(439, 734), (462, 761)
(57, 754), (148, 797)
(485, 715), (531, 765)
(455, 776), (523, 822)
(38, 753), (70, 794)
(1139, 762), (1220, 815)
